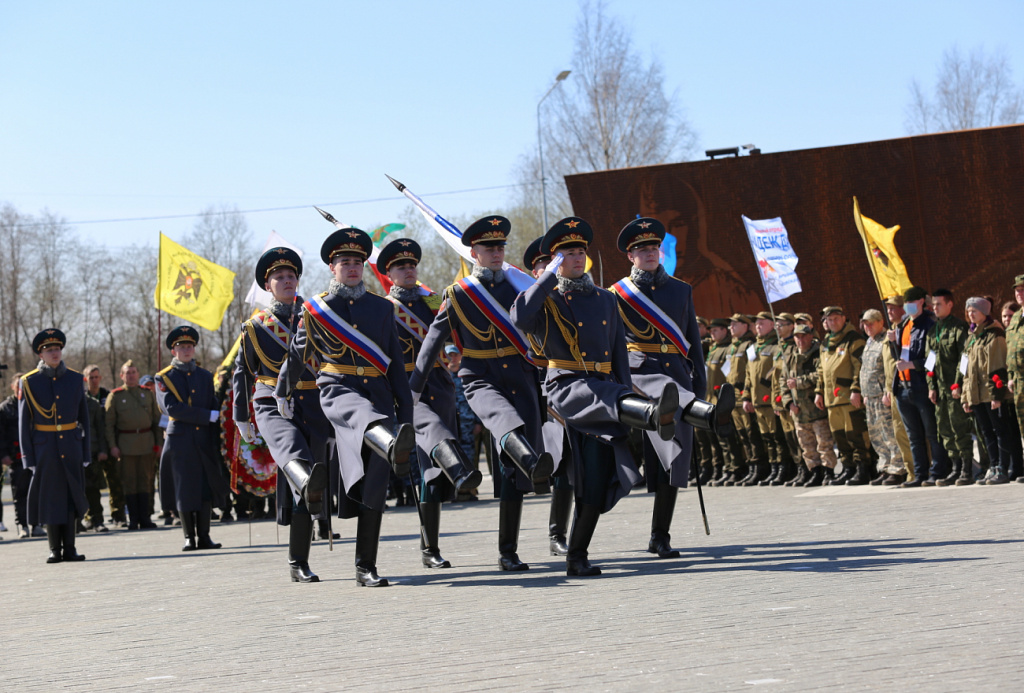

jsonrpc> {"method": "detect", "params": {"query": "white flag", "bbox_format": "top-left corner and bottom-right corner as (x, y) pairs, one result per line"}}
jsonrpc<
(741, 216), (802, 304)
(245, 231), (305, 309)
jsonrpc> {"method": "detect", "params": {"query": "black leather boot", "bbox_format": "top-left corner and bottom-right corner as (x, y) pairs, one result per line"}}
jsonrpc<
(125, 494), (140, 531)
(801, 465), (826, 487)
(955, 458), (975, 486)
(566, 503), (602, 576)
(431, 440), (484, 495)
(62, 515), (85, 562)
(699, 462), (715, 484)
(648, 483), (679, 558)
(821, 467), (836, 485)
(759, 464), (780, 487)
(499, 428), (553, 484)
(548, 486), (573, 556)
(288, 512), (319, 583)
(785, 465), (810, 487)
(45, 525), (62, 563)
(364, 422), (416, 477)
(936, 458), (962, 487)
(618, 383), (679, 441)
(681, 383), (736, 437)
(419, 502), (451, 568)
(196, 503), (222, 550)
(832, 462), (855, 485)
(317, 517), (340, 540)
(138, 494), (158, 529)
(742, 463), (768, 486)
(498, 500), (529, 571)
(846, 462), (872, 486)
(280, 459), (329, 515)
(355, 507), (388, 586)
(181, 511), (198, 551)
(771, 461), (793, 486)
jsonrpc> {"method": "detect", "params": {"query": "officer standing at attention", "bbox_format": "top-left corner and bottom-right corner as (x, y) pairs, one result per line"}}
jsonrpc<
(378, 238), (482, 569)
(278, 227), (415, 587)
(19, 329), (90, 563)
(524, 236), (574, 557)
(412, 216), (552, 572)
(707, 318), (745, 486)
(156, 326), (229, 551)
(105, 360), (162, 530)
(234, 247), (332, 582)
(726, 314), (767, 485)
(609, 217), (733, 559)
(514, 217), (728, 576)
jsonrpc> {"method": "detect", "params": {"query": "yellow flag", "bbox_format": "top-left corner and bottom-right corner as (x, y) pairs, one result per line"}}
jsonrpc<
(853, 197), (913, 300)
(454, 258), (471, 283)
(154, 233), (237, 331)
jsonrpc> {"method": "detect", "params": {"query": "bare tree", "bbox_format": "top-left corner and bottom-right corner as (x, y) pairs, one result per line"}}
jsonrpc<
(906, 45), (1024, 134)
(0, 204), (33, 371)
(512, 0), (698, 237)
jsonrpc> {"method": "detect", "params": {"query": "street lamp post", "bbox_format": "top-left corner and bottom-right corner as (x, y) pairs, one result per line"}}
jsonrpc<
(537, 70), (571, 232)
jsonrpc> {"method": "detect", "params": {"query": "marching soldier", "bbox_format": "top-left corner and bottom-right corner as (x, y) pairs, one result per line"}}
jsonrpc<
(814, 307), (871, 485)
(155, 326), (230, 551)
(412, 216), (552, 572)
(513, 217), (728, 576)
(524, 236), (574, 557)
(19, 329), (90, 563)
(377, 238), (482, 569)
(725, 314), (767, 485)
(609, 217), (733, 559)
(741, 312), (786, 485)
(233, 247), (332, 582)
(277, 227), (415, 587)
(105, 360), (162, 530)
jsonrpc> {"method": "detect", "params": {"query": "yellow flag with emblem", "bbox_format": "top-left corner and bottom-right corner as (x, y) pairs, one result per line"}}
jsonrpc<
(154, 233), (237, 331)
(853, 197), (913, 300)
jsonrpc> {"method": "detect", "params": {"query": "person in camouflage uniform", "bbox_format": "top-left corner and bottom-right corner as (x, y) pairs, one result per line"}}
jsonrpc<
(691, 317), (716, 483)
(781, 325), (836, 486)
(707, 318), (745, 485)
(860, 310), (906, 485)
(722, 314), (765, 486)
(1007, 275), (1024, 483)
(771, 313), (802, 481)
(814, 306), (872, 485)
(924, 289), (976, 485)
(742, 311), (786, 485)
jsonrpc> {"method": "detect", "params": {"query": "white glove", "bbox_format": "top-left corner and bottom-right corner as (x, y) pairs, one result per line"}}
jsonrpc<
(546, 252), (565, 274)
(209, 410), (220, 423)
(276, 394), (294, 420)
(236, 421), (256, 444)
(412, 390), (422, 406)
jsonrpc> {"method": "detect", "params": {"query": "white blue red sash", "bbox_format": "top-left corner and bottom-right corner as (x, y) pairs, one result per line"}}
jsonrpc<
(456, 276), (535, 364)
(305, 294), (392, 374)
(610, 278), (690, 357)
(254, 311), (320, 379)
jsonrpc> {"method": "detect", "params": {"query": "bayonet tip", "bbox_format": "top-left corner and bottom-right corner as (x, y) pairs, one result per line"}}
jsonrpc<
(313, 206), (340, 227)
(385, 174), (405, 192)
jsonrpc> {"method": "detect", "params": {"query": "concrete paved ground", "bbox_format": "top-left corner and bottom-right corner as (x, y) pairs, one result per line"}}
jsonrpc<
(2, 479), (1022, 691)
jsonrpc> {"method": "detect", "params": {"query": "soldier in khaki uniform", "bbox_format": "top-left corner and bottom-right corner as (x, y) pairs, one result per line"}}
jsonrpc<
(691, 317), (715, 483)
(1007, 275), (1024, 483)
(707, 318), (743, 485)
(781, 325), (836, 485)
(106, 360), (162, 530)
(723, 314), (765, 485)
(741, 311), (785, 485)
(772, 314), (802, 478)
(925, 290), (976, 485)
(814, 306), (871, 485)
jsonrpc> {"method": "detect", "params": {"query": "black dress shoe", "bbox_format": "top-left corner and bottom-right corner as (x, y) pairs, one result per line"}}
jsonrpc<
(421, 549), (452, 569)
(900, 479), (923, 488)
(356, 567), (389, 587)
(290, 563), (320, 583)
(648, 535), (680, 559)
(566, 557), (602, 576)
(499, 554), (529, 571)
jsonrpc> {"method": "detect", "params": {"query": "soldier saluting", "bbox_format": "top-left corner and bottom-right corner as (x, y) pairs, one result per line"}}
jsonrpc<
(513, 218), (728, 577)
(411, 216), (552, 572)
(155, 326), (230, 551)
(610, 218), (734, 559)
(19, 329), (90, 563)
(233, 247), (332, 583)
(277, 227), (415, 587)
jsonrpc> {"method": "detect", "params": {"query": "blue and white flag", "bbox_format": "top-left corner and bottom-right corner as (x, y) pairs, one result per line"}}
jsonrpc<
(660, 232), (678, 276)
(741, 215), (802, 303)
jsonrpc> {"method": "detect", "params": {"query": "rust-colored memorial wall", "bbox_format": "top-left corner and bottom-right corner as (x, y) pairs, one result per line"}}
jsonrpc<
(565, 124), (1024, 320)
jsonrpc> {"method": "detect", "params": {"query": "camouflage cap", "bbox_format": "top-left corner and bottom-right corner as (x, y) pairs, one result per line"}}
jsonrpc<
(710, 317), (731, 329)
(776, 312), (796, 323)
(793, 325), (815, 335)
(794, 312), (814, 323)
(821, 306), (844, 316)
(1013, 274), (1024, 289)
(729, 313), (754, 325)
(883, 295), (903, 306)
(754, 311), (774, 321)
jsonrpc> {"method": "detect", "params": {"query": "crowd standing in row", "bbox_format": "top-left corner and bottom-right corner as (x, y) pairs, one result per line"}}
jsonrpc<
(4, 216), (1021, 586)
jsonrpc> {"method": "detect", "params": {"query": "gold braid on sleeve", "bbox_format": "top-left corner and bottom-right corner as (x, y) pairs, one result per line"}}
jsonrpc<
(445, 285), (495, 343)
(617, 304), (657, 341)
(544, 296), (584, 363)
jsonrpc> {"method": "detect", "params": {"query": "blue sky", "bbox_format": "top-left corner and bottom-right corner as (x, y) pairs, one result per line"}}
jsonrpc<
(2, 1), (1022, 259)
